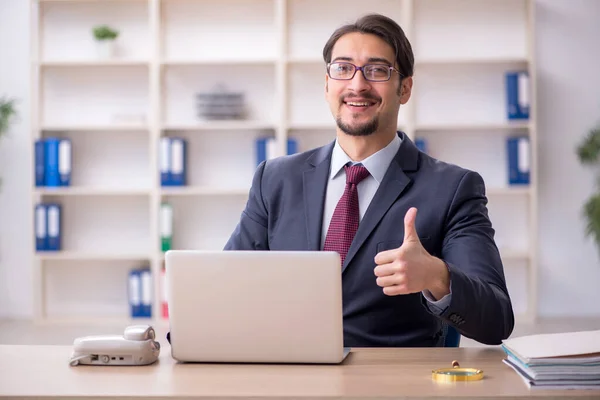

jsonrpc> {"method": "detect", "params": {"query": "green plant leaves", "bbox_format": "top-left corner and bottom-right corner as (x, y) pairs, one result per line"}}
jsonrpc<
(93, 25), (119, 41)
(0, 96), (17, 136)
(577, 127), (600, 165)
(583, 193), (600, 247)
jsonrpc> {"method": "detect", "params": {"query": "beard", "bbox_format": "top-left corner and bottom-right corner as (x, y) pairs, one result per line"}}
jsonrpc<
(335, 92), (381, 136)
(336, 114), (379, 136)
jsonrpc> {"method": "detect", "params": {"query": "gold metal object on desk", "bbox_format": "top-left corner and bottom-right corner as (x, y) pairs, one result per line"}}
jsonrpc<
(432, 360), (484, 382)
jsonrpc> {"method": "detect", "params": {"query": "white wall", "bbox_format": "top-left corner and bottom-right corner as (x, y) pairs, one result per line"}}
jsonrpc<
(536, 0), (600, 315)
(0, 0), (33, 318)
(1, 0), (599, 319)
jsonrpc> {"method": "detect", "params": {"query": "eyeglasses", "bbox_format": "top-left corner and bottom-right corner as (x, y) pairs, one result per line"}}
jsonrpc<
(327, 62), (402, 82)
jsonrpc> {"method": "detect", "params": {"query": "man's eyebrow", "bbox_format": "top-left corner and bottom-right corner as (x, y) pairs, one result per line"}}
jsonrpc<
(330, 56), (393, 65)
(331, 56), (353, 63)
(367, 57), (393, 65)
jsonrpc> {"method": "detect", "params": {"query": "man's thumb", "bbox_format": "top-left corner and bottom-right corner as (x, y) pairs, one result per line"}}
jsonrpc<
(403, 207), (419, 243)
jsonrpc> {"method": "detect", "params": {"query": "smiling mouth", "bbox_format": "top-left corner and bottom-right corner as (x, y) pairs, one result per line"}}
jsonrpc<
(343, 100), (378, 113)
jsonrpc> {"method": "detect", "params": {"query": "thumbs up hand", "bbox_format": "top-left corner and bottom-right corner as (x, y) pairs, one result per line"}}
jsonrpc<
(374, 207), (450, 299)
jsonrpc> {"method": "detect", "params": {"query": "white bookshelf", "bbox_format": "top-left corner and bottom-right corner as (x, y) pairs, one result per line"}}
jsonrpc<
(30, 0), (538, 326)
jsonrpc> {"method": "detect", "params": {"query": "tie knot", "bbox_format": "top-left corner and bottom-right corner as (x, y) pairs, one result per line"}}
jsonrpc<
(344, 164), (370, 185)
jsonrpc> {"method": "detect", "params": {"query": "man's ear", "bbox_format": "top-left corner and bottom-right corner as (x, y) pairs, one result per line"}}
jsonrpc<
(399, 76), (413, 105)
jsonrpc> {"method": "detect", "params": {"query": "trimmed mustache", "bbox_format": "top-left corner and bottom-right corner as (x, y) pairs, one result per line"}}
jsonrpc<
(341, 93), (381, 103)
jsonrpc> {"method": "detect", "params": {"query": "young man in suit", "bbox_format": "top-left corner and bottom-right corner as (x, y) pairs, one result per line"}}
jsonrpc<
(225, 14), (514, 347)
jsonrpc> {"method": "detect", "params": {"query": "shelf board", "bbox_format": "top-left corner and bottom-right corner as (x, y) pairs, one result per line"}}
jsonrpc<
(34, 187), (152, 196)
(162, 59), (276, 67)
(288, 122), (335, 130)
(40, 125), (148, 132)
(39, 60), (149, 68)
(39, 0), (148, 2)
(285, 57), (323, 65)
(285, 57), (528, 67)
(161, 187), (249, 196)
(415, 122), (530, 132)
(415, 57), (529, 66)
(163, 121), (275, 131)
(34, 316), (157, 327)
(487, 186), (531, 196)
(36, 252), (151, 261)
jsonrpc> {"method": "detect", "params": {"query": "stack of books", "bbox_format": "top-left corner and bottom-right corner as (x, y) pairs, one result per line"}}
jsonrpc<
(502, 329), (600, 390)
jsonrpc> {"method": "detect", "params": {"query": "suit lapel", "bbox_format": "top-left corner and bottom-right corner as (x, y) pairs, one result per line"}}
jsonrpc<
(303, 142), (334, 251)
(342, 133), (419, 272)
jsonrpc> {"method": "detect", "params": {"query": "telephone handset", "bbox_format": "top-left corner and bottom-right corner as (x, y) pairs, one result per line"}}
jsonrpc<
(69, 325), (160, 366)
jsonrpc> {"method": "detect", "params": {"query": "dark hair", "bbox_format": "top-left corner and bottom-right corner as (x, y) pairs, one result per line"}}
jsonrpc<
(322, 13), (414, 78)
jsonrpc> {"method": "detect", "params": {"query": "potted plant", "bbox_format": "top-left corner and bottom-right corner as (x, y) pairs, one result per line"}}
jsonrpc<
(0, 96), (18, 190)
(576, 124), (600, 255)
(93, 25), (119, 59)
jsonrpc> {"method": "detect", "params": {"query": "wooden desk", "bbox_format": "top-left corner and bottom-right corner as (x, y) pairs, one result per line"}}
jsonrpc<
(0, 345), (599, 399)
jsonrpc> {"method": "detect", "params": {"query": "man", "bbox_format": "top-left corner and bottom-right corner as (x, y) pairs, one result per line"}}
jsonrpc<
(225, 13), (514, 347)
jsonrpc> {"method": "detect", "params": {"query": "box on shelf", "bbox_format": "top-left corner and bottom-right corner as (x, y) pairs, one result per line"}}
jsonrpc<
(196, 84), (246, 120)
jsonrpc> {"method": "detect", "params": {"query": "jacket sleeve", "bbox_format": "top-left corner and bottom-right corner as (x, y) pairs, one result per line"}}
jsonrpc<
(223, 161), (270, 251)
(426, 170), (515, 345)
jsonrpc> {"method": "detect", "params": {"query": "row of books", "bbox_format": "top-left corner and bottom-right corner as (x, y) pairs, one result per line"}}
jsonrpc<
(159, 136), (300, 186)
(35, 138), (71, 187)
(127, 266), (169, 319)
(35, 203), (62, 251)
(34, 202), (174, 253)
(414, 136), (530, 185)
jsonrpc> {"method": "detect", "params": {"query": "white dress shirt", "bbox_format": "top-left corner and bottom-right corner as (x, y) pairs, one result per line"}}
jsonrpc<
(320, 134), (451, 312)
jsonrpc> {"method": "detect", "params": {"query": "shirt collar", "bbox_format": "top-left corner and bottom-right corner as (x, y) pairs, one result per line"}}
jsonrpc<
(329, 133), (402, 183)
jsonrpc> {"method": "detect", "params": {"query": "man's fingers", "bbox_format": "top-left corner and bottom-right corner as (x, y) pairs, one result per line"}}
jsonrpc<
(373, 262), (396, 277)
(403, 207), (420, 243)
(383, 285), (409, 296)
(374, 248), (398, 265)
(376, 274), (406, 288)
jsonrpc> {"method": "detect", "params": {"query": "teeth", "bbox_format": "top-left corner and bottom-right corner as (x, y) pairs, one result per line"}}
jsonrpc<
(347, 102), (371, 106)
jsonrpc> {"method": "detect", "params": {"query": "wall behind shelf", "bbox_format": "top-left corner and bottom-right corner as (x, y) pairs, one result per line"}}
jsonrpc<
(1, 0), (600, 319)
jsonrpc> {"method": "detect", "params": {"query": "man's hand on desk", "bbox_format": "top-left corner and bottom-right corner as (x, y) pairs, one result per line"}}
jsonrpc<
(373, 207), (450, 300)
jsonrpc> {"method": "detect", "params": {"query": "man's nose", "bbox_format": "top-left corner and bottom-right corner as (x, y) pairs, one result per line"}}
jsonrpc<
(348, 68), (372, 93)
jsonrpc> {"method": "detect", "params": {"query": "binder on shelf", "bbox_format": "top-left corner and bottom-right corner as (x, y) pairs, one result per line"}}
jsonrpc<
(34, 140), (45, 187)
(44, 138), (61, 187)
(58, 138), (71, 186)
(128, 269), (142, 318)
(170, 137), (187, 186)
(287, 137), (298, 156)
(160, 137), (171, 186)
(506, 71), (530, 120)
(415, 138), (427, 154)
(46, 203), (62, 251)
(160, 202), (173, 252)
(256, 137), (298, 166)
(35, 203), (47, 251)
(140, 268), (152, 318)
(507, 136), (530, 185)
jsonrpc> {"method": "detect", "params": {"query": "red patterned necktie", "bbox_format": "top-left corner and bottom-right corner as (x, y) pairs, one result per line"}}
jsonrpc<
(323, 164), (370, 264)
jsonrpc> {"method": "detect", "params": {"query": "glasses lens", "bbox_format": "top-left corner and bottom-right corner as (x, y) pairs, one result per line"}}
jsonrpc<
(329, 63), (355, 79)
(364, 65), (390, 81)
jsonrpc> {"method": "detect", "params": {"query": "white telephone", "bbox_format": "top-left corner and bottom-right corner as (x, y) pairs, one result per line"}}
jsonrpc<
(69, 325), (160, 366)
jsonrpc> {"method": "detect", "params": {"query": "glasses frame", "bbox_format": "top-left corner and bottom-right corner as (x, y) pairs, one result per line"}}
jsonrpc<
(326, 61), (403, 82)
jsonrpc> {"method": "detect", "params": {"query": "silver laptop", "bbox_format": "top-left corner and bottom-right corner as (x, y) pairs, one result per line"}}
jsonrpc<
(165, 250), (350, 364)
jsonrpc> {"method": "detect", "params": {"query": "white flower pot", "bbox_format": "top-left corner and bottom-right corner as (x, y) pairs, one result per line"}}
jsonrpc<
(96, 40), (116, 59)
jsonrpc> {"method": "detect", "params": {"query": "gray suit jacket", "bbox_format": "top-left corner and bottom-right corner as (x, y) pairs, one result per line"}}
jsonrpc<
(225, 131), (514, 347)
